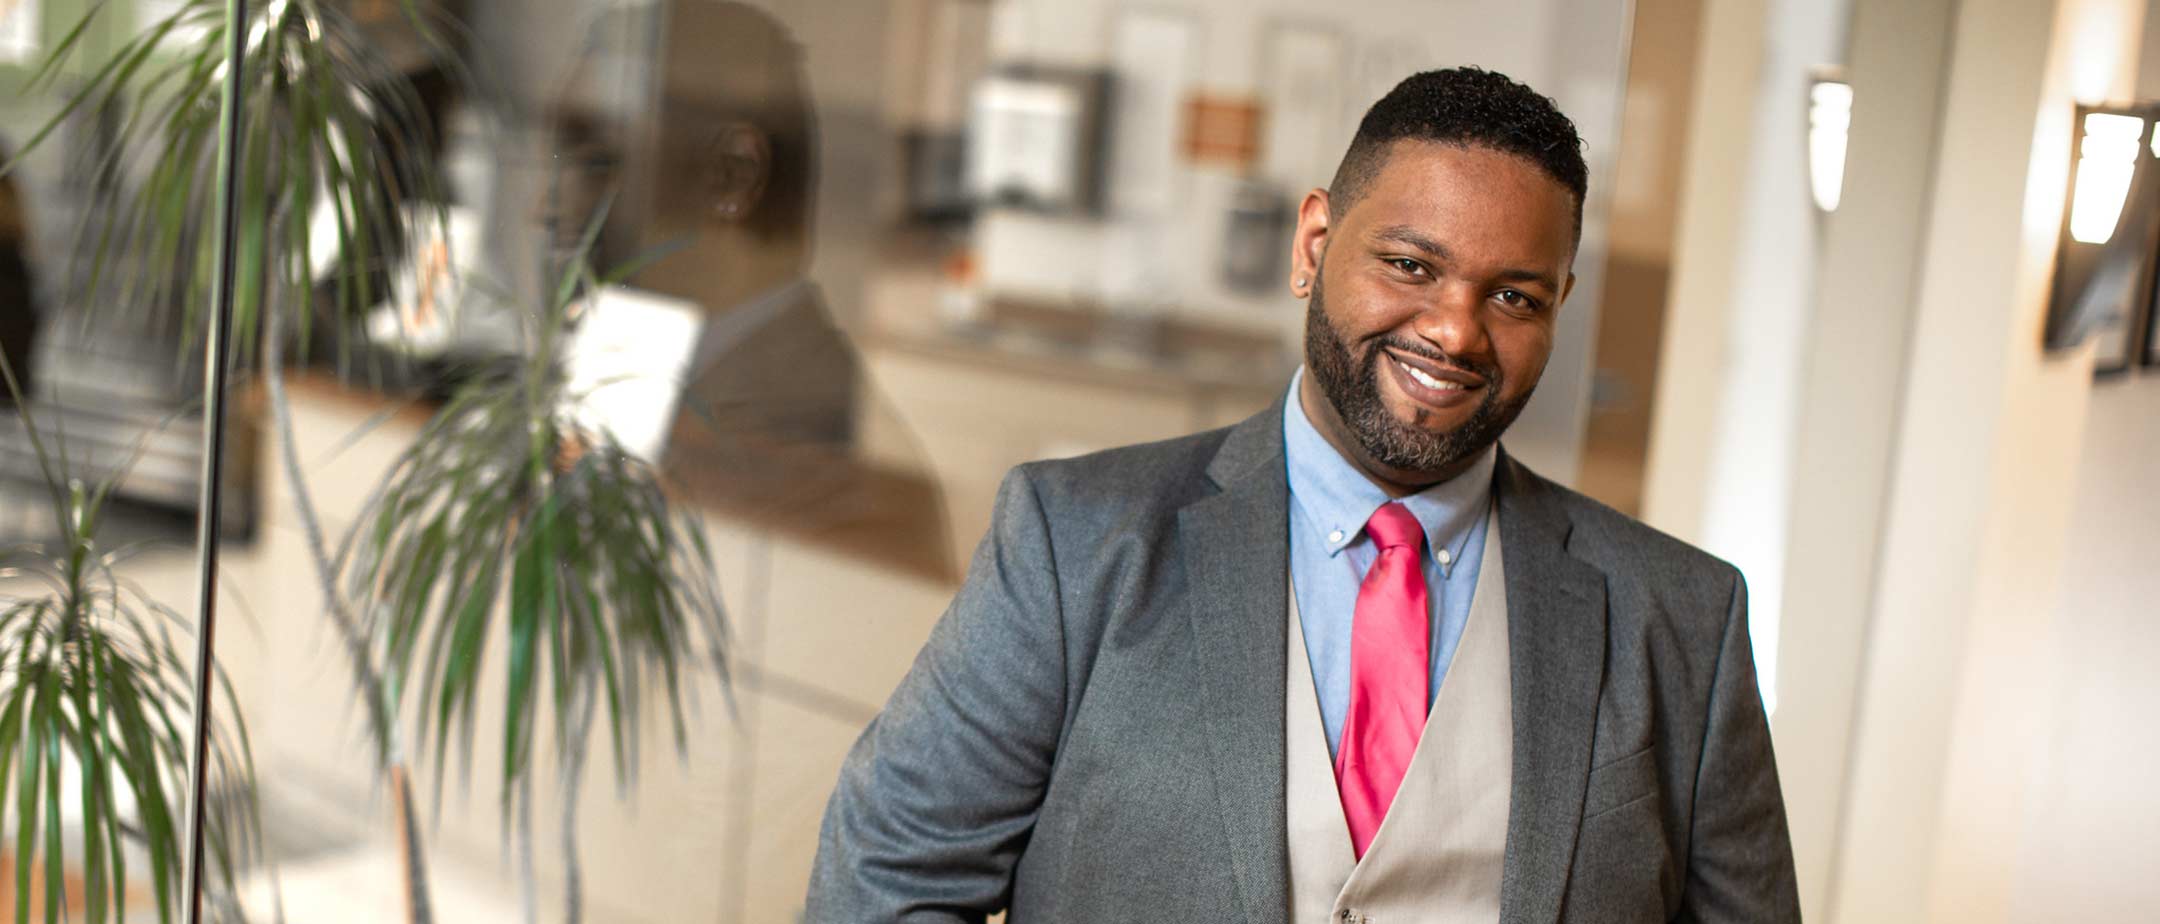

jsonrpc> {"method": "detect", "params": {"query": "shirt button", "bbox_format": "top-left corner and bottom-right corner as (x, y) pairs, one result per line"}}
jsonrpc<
(1328, 529), (1345, 544)
(1437, 547), (1453, 567)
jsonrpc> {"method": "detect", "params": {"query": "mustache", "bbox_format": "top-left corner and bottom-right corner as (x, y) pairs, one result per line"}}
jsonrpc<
(1363, 335), (1501, 383)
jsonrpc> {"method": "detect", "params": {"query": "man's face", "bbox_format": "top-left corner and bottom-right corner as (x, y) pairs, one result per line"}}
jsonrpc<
(1291, 140), (1578, 489)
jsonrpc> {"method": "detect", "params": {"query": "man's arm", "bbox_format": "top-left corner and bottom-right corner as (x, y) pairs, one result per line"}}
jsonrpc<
(806, 466), (1068, 922)
(1680, 572), (1803, 922)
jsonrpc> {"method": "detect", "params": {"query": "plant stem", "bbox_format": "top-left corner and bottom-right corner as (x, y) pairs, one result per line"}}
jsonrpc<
(391, 764), (434, 924)
(560, 687), (592, 924)
(517, 771), (537, 924)
(262, 290), (435, 924)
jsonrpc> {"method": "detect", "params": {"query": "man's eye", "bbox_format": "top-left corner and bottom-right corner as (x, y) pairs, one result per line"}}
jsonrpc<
(1496, 290), (1541, 311)
(1388, 258), (1426, 276)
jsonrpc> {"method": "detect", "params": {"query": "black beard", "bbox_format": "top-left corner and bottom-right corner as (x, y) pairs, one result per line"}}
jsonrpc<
(1302, 274), (1532, 475)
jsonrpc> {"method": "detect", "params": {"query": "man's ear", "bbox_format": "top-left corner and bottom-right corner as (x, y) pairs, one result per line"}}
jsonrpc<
(700, 121), (772, 224)
(1290, 188), (1331, 299)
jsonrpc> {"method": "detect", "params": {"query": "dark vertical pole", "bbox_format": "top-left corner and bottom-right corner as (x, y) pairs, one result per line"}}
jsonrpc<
(181, 0), (249, 920)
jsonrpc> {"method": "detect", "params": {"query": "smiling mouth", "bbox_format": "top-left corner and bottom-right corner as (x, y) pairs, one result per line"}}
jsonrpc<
(1385, 350), (1486, 393)
(1396, 357), (1467, 391)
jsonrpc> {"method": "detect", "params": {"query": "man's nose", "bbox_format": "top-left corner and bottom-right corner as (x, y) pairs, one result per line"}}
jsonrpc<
(1407, 283), (1493, 361)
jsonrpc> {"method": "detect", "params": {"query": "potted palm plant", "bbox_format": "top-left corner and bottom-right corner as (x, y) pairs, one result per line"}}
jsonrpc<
(340, 236), (729, 924)
(9, 0), (463, 917)
(7, 2), (733, 922)
(0, 354), (264, 924)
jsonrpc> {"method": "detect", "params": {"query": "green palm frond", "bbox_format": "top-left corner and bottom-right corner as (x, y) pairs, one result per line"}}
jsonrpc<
(0, 359), (263, 924)
(339, 256), (729, 832)
(7, 0), (456, 370)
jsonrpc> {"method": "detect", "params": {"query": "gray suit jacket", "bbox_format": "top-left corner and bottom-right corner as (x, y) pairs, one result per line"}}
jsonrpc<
(807, 398), (1801, 922)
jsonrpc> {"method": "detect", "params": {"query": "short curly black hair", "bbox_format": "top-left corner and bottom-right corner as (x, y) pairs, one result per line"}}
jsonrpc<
(1328, 67), (1588, 243)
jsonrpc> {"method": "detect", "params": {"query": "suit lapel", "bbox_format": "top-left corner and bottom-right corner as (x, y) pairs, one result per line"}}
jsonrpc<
(1178, 401), (1291, 924)
(1494, 451), (1610, 924)
(1172, 416), (1608, 923)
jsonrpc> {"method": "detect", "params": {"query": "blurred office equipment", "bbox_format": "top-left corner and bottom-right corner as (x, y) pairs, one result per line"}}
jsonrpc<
(1221, 180), (1293, 294)
(0, 123), (261, 538)
(0, 148), (35, 404)
(966, 65), (1112, 213)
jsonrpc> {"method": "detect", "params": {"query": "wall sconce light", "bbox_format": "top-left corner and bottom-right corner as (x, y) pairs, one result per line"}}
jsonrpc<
(2044, 103), (2160, 375)
(1808, 70), (1851, 213)
(2068, 111), (2148, 243)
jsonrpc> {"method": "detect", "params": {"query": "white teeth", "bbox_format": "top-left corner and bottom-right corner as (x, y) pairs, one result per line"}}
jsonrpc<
(1397, 357), (1465, 391)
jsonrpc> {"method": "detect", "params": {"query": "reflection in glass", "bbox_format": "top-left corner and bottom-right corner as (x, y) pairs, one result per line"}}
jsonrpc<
(6, 0), (1638, 918)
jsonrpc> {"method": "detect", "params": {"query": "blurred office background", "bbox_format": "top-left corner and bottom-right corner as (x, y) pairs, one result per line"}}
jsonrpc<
(0, 0), (2153, 920)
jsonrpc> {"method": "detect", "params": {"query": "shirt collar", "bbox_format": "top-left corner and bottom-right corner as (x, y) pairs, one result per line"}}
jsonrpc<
(1282, 367), (1497, 573)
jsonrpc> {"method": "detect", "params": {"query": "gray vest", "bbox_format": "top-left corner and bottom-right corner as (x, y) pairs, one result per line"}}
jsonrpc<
(1286, 507), (1513, 923)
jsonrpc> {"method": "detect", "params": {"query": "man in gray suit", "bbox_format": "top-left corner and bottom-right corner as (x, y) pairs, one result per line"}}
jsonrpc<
(808, 68), (1800, 922)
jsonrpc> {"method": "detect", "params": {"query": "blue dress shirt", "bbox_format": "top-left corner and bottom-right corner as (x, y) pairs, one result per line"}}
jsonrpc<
(1283, 368), (1497, 760)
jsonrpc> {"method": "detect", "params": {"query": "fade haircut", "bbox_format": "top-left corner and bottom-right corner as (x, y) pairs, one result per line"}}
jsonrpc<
(1328, 67), (1588, 243)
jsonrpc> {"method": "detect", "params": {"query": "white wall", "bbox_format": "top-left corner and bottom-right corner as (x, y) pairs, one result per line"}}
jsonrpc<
(1753, 0), (2143, 919)
(2005, 377), (2160, 921)
(1642, 0), (1769, 545)
(2002, 8), (2160, 914)
(1646, 3), (1931, 902)
(971, 0), (1633, 481)
(1651, 0), (2154, 918)
(1640, 0), (1852, 711)
(1687, 0), (1850, 709)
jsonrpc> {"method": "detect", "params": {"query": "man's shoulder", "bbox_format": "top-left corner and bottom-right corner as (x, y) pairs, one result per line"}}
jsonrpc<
(1506, 457), (1743, 597)
(1014, 424), (1240, 517)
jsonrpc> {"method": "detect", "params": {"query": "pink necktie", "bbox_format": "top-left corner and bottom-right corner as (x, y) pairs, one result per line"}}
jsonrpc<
(1335, 502), (1431, 860)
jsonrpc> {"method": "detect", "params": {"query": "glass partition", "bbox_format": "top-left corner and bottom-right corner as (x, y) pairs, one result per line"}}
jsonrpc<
(0, 0), (255, 920)
(8, 0), (1636, 919)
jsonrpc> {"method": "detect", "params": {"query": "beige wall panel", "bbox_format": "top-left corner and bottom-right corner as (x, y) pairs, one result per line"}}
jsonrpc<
(760, 535), (960, 709)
